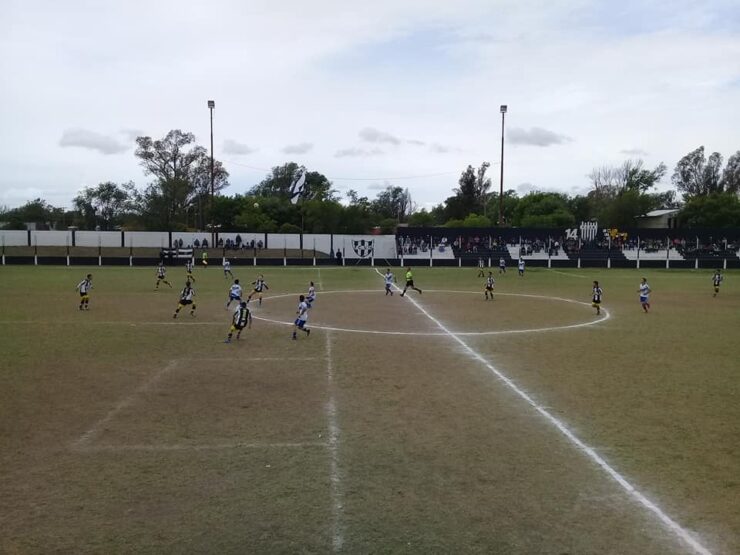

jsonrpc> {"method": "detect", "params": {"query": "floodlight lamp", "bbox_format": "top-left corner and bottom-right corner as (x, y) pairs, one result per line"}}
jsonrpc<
(500, 105), (507, 113)
(208, 100), (215, 109)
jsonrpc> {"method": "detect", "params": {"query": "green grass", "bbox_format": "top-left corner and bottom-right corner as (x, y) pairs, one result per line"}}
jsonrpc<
(0, 265), (738, 553)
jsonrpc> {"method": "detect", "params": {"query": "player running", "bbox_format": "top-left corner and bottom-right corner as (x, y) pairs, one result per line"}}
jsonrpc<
(638, 277), (651, 313)
(592, 281), (603, 315)
(224, 301), (252, 343)
(518, 258), (525, 276)
(499, 257), (506, 274)
(185, 259), (196, 282)
(226, 279), (243, 310)
(247, 274), (269, 306)
(75, 274), (93, 310)
(173, 281), (196, 318)
(484, 272), (495, 301)
(292, 295), (311, 340)
(712, 270), (723, 297)
(399, 267), (422, 297)
(383, 268), (395, 296)
(223, 258), (233, 279)
(306, 281), (316, 308)
(155, 262), (172, 289)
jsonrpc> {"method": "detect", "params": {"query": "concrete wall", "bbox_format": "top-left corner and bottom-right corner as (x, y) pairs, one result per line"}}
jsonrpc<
(31, 230), (71, 246)
(0, 230), (29, 246)
(76, 231), (121, 247)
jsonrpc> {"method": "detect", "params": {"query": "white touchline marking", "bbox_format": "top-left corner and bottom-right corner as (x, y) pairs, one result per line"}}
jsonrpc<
(71, 359), (180, 449)
(73, 441), (327, 453)
(186, 357), (321, 362)
(325, 330), (343, 552)
(549, 269), (589, 278)
(373, 269), (712, 555)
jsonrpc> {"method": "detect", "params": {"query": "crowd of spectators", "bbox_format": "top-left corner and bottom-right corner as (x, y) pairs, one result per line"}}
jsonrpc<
(397, 235), (449, 255)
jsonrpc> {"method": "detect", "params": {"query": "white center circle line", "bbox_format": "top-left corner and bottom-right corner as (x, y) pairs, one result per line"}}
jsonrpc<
(251, 289), (611, 337)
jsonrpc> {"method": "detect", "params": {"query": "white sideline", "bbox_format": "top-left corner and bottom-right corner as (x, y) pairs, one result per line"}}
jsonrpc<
(72, 359), (179, 448)
(549, 269), (589, 278)
(74, 441), (326, 453)
(374, 269), (712, 555)
(325, 331), (343, 552)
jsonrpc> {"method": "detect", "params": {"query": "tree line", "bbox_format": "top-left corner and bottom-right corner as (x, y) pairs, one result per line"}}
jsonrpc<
(1, 130), (739, 232)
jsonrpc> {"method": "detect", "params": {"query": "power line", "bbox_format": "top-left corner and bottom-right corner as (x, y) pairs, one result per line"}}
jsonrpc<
(222, 158), (487, 182)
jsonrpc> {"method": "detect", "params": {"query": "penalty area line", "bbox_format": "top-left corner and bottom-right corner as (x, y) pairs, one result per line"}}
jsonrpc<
(374, 269), (712, 555)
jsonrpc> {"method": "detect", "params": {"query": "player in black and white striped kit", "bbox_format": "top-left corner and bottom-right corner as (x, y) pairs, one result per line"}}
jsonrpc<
(173, 282), (196, 318)
(484, 272), (495, 301)
(247, 274), (269, 306)
(75, 274), (93, 310)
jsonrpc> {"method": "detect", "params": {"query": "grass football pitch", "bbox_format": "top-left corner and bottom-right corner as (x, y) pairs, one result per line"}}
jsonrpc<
(0, 264), (738, 554)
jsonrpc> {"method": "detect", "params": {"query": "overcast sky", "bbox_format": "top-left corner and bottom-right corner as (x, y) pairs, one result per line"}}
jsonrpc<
(1, 0), (739, 209)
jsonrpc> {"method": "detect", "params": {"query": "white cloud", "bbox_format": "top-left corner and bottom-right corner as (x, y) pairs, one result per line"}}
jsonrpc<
(430, 143), (463, 154)
(59, 129), (129, 155)
(407, 139), (426, 146)
(223, 139), (257, 155)
(335, 147), (385, 157)
(508, 127), (572, 147)
(359, 127), (401, 145)
(120, 128), (144, 141)
(620, 148), (649, 156)
(282, 142), (313, 154)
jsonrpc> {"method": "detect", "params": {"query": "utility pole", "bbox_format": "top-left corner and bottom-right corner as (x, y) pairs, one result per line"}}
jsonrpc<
(208, 100), (215, 246)
(499, 105), (507, 227)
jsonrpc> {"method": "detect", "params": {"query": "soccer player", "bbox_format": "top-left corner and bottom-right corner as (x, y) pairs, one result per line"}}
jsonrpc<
(247, 274), (269, 306)
(226, 279), (243, 310)
(225, 301), (252, 343)
(518, 258), (525, 276)
(499, 257), (506, 274)
(712, 269), (723, 297)
(155, 262), (172, 289)
(223, 258), (233, 279)
(399, 267), (422, 297)
(75, 274), (93, 310)
(201, 251), (208, 268)
(638, 277), (651, 313)
(173, 281), (196, 318)
(477, 257), (485, 278)
(383, 268), (395, 296)
(185, 259), (196, 283)
(292, 295), (311, 340)
(592, 281), (603, 315)
(306, 281), (316, 308)
(484, 272), (495, 300)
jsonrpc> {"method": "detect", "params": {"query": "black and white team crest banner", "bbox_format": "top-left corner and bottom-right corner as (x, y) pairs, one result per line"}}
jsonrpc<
(352, 239), (374, 258)
(289, 170), (307, 205)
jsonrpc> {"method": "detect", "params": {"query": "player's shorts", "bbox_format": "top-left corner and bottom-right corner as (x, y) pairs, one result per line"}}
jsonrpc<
(406, 280), (414, 287)
(230, 323), (245, 332)
(639, 296), (648, 303)
(385, 283), (392, 290)
(294, 318), (306, 328)
(485, 286), (494, 291)
(79, 292), (88, 298)
(253, 288), (263, 293)
(714, 286), (720, 292)
(180, 299), (193, 306)
(229, 294), (241, 301)
(592, 300), (601, 306)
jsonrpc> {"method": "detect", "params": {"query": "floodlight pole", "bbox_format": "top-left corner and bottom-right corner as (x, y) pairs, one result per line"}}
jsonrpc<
(498, 105), (507, 227)
(208, 100), (215, 245)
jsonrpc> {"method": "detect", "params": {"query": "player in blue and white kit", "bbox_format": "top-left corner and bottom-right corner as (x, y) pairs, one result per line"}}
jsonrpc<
(518, 258), (525, 276)
(499, 257), (506, 274)
(292, 295), (311, 340)
(384, 269), (395, 296)
(638, 277), (651, 313)
(223, 258), (233, 279)
(225, 279), (243, 310)
(306, 281), (316, 308)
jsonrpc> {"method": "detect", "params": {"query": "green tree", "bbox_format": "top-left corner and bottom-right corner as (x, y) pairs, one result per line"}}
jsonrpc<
(135, 130), (229, 229)
(408, 209), (435, 227)
(73, 181), (139, 230)
(484, 189), (519, 226)
(672, 146), (725, 198)
(512, 192), (575, 228)
(250, 163), (338, 202)
(462, 213), (492, 227)
(721, 151), (740, 193)
(370, 186), (413, 221)
(452, 163), (491, 215)
(679, 192), (740, 227)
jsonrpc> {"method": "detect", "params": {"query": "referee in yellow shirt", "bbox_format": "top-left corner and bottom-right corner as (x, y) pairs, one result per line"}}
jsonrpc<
(400, 267), (422, 297)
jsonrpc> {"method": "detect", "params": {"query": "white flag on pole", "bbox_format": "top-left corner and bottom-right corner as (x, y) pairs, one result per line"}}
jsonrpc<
(289, 170), (306, 205)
